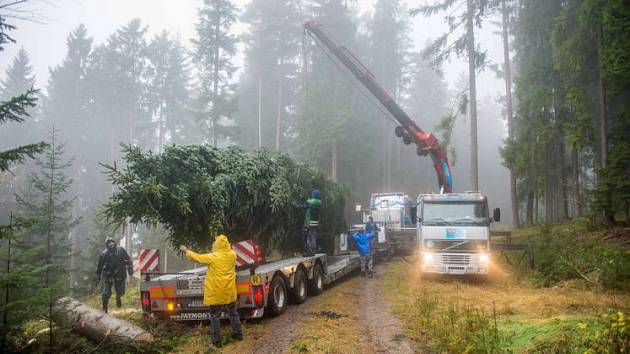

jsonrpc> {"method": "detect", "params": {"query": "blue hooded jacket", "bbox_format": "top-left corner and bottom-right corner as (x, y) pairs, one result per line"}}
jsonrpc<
(352, 230), (376, 255)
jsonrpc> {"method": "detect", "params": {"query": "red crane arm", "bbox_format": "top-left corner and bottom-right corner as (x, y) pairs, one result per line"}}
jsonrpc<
(304, 20), (453, 193)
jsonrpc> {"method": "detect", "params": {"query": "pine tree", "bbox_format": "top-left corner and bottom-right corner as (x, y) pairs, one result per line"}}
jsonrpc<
(411, 0), (493, 192)
(15, 127), (79, 347)
(147, 30), (195, 150)
(100, 19), (152, 151)
(368, 0), (413, 191)
(192, 0), (238, 146)
(237, 0), (305, 150)
(0, 47), (44, 173)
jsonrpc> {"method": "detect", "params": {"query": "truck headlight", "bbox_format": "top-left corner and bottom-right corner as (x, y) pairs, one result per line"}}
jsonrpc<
(422, 252), (434, 263)
(479, 254), (489, 263)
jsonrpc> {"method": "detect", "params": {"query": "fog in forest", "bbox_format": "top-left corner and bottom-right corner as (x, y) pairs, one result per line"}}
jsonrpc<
(1, 0), (512, 285)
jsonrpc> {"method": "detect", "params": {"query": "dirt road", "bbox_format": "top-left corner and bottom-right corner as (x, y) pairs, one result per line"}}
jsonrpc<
(215, 262), (420, 354)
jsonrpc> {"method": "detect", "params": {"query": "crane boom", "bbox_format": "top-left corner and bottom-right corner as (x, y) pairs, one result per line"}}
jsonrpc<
(304, 20), (453, 193)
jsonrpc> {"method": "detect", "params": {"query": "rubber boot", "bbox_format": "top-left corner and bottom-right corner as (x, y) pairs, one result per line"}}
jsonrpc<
(116, 297), (122, 308)
(102, 298), (109, 313)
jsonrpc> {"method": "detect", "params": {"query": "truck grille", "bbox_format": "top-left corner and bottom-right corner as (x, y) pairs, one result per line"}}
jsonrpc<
(442, 254), (470, 264)
(425, 239), (487, 252)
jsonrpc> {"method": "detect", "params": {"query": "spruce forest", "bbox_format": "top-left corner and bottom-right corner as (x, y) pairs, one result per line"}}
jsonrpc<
(0, 0), (628, 353)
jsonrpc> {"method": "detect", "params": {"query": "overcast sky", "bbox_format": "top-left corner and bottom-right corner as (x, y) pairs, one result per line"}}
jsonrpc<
(0, 0), (505, 106)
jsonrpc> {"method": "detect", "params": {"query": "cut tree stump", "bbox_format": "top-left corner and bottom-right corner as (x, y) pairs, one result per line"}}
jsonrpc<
(53, 297), (154, 344)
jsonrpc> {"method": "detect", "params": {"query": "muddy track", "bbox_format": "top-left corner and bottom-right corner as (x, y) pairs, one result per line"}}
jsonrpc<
(357, 264), (415, 354)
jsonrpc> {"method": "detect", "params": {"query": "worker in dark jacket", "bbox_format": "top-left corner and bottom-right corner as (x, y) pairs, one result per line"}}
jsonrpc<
(302, 188), (322, 256)
(365, 216), (380, 254)
(352, 228), (376, 277)
(95, 237), (132, 313)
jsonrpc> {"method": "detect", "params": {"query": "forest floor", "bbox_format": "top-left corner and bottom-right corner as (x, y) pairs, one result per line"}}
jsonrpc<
(86, 258), (628, 354)
(63, 223), (629, 353)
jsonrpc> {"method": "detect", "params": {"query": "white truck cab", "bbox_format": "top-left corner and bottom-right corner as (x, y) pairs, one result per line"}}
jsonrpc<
(418, 192), (500, 275)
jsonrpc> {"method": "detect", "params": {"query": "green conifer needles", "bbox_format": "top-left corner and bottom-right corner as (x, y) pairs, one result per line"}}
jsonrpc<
(103, 145), (346, 254)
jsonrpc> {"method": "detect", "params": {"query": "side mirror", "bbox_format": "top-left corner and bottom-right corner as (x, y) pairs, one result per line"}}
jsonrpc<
(493, 208), (501, 222)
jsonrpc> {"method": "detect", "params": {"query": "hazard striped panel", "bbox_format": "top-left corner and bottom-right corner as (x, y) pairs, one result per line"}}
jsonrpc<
(232, 240), (261, 267)
(139, 249), (160, 273)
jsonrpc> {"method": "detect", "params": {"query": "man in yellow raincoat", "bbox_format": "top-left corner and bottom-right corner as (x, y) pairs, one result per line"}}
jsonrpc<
(179, 234), (243, 348)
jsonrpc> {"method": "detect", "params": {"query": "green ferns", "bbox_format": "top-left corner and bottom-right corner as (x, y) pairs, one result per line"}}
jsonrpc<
(103, 145), (346, 254)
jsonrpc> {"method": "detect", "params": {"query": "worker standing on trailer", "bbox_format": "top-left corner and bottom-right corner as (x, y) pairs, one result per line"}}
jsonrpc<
(352, 228), (376, 277)
(365, 215), (380, 254)
(95, 237), (133, 313)
(302, 188), (322, 256)
(179, 235), (243, 348)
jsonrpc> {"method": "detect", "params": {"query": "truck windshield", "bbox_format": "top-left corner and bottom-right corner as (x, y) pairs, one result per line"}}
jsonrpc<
(372, 195), (406, 209)
(422, 201), (488, 225)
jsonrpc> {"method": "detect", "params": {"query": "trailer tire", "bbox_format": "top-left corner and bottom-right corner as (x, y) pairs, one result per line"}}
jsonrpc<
(268, 275), (288, 316)
(308, 264), (324, 296)
(291, 269), (308, 304)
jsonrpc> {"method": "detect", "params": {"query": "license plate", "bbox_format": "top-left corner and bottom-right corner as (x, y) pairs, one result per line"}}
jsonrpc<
(187, 300), (208, 308)
(448, 267), (466, 275)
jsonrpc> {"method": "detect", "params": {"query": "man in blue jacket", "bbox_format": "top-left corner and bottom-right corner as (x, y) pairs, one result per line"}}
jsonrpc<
(352, 228), (376, 277)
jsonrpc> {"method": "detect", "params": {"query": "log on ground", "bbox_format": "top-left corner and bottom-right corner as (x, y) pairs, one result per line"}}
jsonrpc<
(53, 297), (154, 344)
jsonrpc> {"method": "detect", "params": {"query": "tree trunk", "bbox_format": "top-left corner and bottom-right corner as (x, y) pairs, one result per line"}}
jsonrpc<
(257, 73), (262, 148)
(53, 297), (153, 344)
(571, 145), (582, 218)
(467, 0), (479, 192)
(534, 192), (539, 224)
(332, 137), (338, 182)
(557, 140), (568, 220)
(597, 23), (615, 224)
(275, 77), (282, 151)
(526, 189), (534, 225)
(212, 7), (221, 147)
(502, 0), (519, 228)
(1, 213), (12, 351)
(385, 121), (392, 191)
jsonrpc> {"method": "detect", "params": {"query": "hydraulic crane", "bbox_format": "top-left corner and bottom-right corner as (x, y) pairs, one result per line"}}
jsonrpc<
(304, 20), (453, 193)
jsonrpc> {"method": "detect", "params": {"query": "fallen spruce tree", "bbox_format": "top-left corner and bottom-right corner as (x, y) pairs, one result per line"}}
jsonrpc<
(103, 145), (347, 254)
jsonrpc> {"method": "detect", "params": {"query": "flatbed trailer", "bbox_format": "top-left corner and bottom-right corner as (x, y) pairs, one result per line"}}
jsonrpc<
(140, 250), (363, 321)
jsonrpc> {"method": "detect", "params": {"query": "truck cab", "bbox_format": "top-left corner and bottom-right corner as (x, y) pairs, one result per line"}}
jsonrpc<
(418, 192), (500, 275)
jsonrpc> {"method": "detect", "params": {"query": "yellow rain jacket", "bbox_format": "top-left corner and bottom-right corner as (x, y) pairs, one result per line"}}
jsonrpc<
(185, 235), (237, 306)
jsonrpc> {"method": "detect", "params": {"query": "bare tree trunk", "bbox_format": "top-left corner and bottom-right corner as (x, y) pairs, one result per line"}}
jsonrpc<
(502, 0), (519, 228)
(534, 192), (539, 224)
(46, 130), (56, 348)
(1, 213), (13, 351)
(275, 77), (282, 151)
(382, 118), (387, 192)
(467, 0), (479, 192)
(557, 140), (568, 220)
(332, 137), (338, 182)
(571, 145), (582, 217)
(158, 107), (165, 153)
(385, 121), (392, 191)
(258, 73), (262, 148)
(526, 188), (534, 225)
(212, 7), (221, 146)
(597, 24), (614, 224)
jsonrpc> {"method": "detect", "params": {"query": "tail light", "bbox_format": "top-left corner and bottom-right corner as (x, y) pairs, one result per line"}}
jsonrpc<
(254, 244), (265, 265)
(141, 291), (151, 312)
(253, 286), (264, 307)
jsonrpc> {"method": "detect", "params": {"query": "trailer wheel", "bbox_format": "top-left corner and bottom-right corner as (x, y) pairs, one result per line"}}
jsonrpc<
(308, 264), (324, 296)
(291, 269), (308, 304)
(268, 275), (288, 316)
